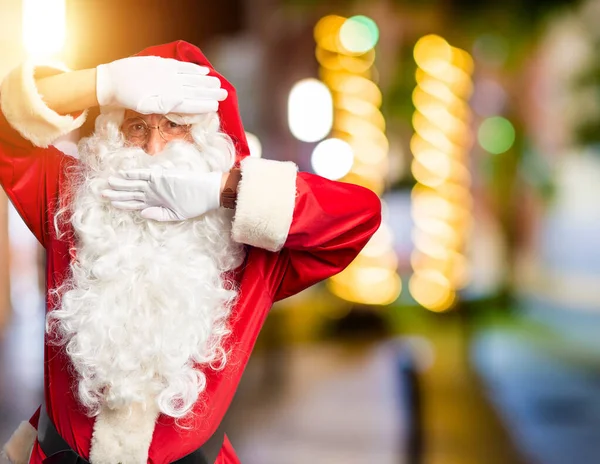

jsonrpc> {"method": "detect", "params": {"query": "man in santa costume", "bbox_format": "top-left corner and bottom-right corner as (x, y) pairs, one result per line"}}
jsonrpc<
(0, 41), (381, 464)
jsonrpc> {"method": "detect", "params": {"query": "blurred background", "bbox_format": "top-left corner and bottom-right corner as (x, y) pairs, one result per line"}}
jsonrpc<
(2, 0), (600, 463)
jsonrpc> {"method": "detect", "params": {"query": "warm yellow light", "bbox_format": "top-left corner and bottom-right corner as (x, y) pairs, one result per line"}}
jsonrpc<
(348, 137), (388, 165)
(338, 50), (376, 73)
(412, 110), (468, 142)
(410, 250), (470, 288)
(414, 34), (452, 73)
(316, 14), (395, 307)
(341, 172), (385, 196)
(433, 183), (473, 208)
(411, 154), (471, 188)
(314, 15), (346, 52)
(411, 160), (448, 188)
(412, 217), (461, 249)
(328, 268), (402, 305)
(409, 270), (456, 312)
(361, 224), (394, 258)
(23, 0), (66, 59)
(335, 112), (382, 138)
(436, 70), (473, 98)
(336, 95), (385, 129)
(413, 126), (458, 154)
(414, 76), (455, 106)
(412, 88), (471, 128)
(412, 232), (451, 260)
(349, 162), (389, 182)
(345, 250), (399, 271)
(413, 148), (451, 174)
(322, 73), (382, 107)
(451, 47), (475, 75)
(412, 190), (452, 218)
(288, 78), (333, 142)
(411, 190), (471, 224)
(315, 47), (343, 70)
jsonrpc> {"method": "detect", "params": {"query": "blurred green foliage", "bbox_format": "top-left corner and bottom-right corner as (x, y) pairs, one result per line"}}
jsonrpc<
(573, 38), (600, 146)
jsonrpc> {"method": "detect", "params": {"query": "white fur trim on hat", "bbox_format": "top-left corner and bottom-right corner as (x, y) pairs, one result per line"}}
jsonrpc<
(0, 60), (87, 148)
(232, 157), (298, 252)
(2, 421), (37, 464)
(89, 401), (160, 464)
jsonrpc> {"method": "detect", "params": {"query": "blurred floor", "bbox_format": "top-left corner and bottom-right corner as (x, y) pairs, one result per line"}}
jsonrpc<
(474, 296), (600, 464)
(0, 295), (44, 455)
(391, 312), (526, 464)
(224, 342), (404, 464)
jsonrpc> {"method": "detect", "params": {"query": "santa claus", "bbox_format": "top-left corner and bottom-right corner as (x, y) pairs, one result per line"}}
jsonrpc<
(0, 41), (381, 463)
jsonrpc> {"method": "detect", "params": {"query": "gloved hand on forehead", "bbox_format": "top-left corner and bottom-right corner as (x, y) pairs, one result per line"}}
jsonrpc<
(96, 56), (228, 114)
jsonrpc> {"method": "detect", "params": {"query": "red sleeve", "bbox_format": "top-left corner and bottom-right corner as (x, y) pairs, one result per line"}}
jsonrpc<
(270, 172), (381, 301)
(0, 107), (71, 247)
(28, 406), (41, 429)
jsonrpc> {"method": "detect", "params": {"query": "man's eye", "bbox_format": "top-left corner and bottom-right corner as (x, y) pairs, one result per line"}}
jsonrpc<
(133, 124), (145, 131)
(168, 122), (180, 129)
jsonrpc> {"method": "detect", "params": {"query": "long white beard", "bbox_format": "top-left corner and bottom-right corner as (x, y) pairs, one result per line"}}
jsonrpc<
(48, 115), (245, 419)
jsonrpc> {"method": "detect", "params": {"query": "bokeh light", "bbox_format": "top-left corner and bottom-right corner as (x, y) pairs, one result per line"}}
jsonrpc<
(288, 78), (333, 142)
(409, 270), (456, 312)
(410, 35), (474, 312)
(245, 132), (262, 158)
(311, 138), (354, 180)
(23, 0), (66, 59)
(478, 116), (516, 154)
(339, 16), (380, 54)
(315, 14), (399, 305)
(414, 35), (452, 75)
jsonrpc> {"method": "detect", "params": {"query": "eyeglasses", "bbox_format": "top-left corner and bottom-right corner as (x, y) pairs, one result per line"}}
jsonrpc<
(121, 117), (192, 145)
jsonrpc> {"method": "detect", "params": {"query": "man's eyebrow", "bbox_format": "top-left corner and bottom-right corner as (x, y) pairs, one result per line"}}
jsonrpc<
(123, 116), (149, 123)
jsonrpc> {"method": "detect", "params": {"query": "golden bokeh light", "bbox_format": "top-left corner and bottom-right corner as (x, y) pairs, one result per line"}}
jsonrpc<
(409, 270), (456, 312)
(321, 72), (382, 105)
(314, 14), (399, 306)
(410, 35), (474, 312)
(410, 249), (470, 289)
(314, 15), (346, 51)
(328, 268), (402, 306)
(340, 171), (385, 195)
(413, 35), (452, 73)
(338, 49), (376, 74)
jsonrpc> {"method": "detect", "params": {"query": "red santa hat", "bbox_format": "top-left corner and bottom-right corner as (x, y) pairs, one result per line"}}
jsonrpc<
(134, 40), (250, 163)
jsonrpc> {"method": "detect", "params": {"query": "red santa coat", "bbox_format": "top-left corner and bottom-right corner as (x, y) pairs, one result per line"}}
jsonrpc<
(0, 60), (381, 464)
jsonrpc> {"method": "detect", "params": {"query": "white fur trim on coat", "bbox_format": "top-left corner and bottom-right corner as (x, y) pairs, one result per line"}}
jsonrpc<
(232, 157), (298, 252)
(0, 61), (87, 148)
(89, 402), (160, 464)
(2, 421), (37, 464)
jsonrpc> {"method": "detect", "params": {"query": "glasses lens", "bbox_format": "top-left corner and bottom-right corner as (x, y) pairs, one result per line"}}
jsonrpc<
(159, 118), (190, 138)
(122, 118), (148, 142)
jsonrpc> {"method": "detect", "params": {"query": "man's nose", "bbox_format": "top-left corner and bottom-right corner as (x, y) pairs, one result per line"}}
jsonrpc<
(143, 128), (166, 155)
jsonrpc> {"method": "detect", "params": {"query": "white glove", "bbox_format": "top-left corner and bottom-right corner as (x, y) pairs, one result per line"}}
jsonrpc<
(102, 167), (223, 221)
(96, 56), (228, 114)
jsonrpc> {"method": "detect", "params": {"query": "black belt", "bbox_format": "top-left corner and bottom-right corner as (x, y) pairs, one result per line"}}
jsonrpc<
(38, 404), (224, 464)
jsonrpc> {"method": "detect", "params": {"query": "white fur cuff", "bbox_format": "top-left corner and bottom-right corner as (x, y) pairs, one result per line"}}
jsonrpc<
(2, 421), (37, 464)
(0, 61), (87, 148)
(232, 157), (298, 252)
(89, 402), (159, 464)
